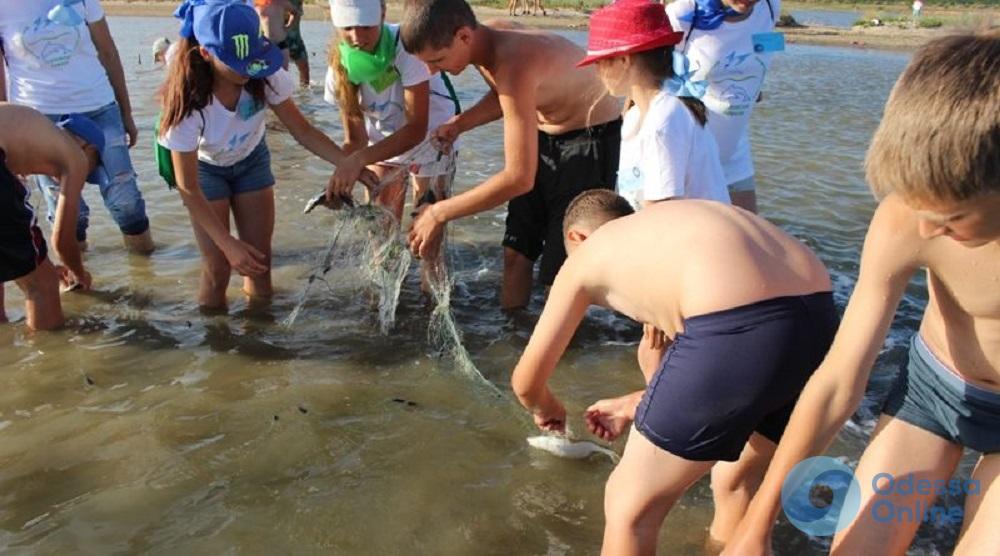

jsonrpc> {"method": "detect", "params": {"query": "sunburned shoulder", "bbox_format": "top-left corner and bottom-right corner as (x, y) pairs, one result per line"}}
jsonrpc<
(491, 28), (582, 71)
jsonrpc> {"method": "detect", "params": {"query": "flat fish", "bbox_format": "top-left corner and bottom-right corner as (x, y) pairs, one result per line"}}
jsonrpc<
(526, 435), (620, 463)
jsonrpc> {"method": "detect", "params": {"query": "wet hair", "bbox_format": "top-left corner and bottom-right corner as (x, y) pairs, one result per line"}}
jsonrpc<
(158, 38), (269, 135)
(563, 189), (635, 236)
(866, 30), (1000, 203)
(631, 46), (707, 127)
(399, 0), (477, 54)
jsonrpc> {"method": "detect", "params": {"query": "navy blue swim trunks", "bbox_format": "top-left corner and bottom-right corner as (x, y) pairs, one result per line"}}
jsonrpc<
(634, 292), (839, 462)
(1, 148), (48, 283)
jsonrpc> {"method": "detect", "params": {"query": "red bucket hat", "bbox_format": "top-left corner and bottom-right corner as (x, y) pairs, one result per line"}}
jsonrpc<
(578, 0), (684, 67)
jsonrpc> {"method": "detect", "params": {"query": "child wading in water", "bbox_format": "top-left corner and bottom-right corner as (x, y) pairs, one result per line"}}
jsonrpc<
(158, 0), (366, 310)
(324, 0), (461, 280)
(580, 0), (729, 210)
(725, 31), (1000, 556)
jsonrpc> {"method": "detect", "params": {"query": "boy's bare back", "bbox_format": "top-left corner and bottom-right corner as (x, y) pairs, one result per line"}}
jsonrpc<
(564, 201), (831, 338)
(482, 27), (621, 135)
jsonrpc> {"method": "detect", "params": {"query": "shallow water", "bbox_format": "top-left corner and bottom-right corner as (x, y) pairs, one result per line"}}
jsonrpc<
(0, 18), (966, 555)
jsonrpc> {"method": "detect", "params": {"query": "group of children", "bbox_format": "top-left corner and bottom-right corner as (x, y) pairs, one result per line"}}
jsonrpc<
(1, 0), (998, 553)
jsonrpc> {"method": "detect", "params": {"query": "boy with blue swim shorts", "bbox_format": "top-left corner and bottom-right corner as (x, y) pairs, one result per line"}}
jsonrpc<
(726, 31), (1000, 556)
(511, 189), (838, 553)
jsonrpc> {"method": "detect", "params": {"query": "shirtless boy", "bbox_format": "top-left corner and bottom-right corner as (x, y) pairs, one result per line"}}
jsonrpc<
(511, 190), (838, 553)
(399, 0), (622, 309)
(1, 104), (96, 330)
(725, 31), (1000, 556)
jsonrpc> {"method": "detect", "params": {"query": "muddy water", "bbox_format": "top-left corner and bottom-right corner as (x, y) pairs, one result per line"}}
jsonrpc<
(1, 17), (958, 555)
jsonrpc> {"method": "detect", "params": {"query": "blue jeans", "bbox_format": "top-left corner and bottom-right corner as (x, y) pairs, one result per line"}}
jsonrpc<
(36, 102), (150, 240)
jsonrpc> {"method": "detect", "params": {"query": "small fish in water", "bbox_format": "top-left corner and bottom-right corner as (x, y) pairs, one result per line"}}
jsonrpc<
(303, 191), (355, 214)
(526, 435), (620, 463)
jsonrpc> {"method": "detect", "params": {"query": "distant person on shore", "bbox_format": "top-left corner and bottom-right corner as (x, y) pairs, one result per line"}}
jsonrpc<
(511, 190), (837, 553)
(725, 31), (1000, 556)
(158, 1), (366, 310)
(1, 105), (99, 330)
(285, 0), (310, 86)
(400, 0), (623, 309)
(152, 37), (172, 66)
(665, 0), (782, 213)
(325, 0), (462, 285)
(912, 0), (924, 21)
(0, 0), (155, 254)
(255, 0), (293, 68)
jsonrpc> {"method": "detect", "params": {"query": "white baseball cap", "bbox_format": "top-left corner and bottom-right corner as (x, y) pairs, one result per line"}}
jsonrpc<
(329, 0), (382, 28)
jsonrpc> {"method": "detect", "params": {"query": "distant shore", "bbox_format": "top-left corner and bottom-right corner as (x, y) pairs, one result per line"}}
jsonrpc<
(102, 1), (998, 51)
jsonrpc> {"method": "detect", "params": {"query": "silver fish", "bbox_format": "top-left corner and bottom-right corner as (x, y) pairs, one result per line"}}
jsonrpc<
(526, 435), (620, 463)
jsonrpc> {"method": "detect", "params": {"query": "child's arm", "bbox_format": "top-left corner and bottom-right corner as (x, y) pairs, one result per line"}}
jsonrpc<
(171, 150), (268, 276)
(408, 75), (538, 258)
(88, 18), (137, 147)
(511, 254), (592, 431)
(328, 81), (431, 197)
(0, 51), (7, 103)
(432, 88), (502, 148)
(724, 196), (923, 555)
(270, 98), (347, 167)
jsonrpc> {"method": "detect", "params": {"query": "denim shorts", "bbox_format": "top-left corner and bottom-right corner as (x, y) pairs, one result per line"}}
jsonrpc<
(197, 139), (275, 201)
(883, 335), (1000, 454)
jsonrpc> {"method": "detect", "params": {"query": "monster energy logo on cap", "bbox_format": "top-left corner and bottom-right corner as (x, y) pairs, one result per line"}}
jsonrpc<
(232, 34), (250, 59)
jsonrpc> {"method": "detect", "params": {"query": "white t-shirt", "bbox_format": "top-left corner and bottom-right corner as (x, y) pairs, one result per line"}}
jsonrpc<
(618, 91), (730, 209)
(0, 0), (116, 113)
(159, 69), (296, 167)
(324, 24), (458, 166)
(667, 0), (779, 184)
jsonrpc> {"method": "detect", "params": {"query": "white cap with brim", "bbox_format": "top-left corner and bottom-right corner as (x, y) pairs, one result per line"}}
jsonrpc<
(330, 0), (382, 27)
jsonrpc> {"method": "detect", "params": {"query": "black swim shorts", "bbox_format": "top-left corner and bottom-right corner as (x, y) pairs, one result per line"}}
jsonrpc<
(502, 118), (621, 286)
(634, 292), (839, 462)
(1, 149), (48, 283)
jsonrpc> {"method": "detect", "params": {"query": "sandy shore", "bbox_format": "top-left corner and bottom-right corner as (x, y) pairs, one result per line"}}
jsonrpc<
(101, 1), (992, 51)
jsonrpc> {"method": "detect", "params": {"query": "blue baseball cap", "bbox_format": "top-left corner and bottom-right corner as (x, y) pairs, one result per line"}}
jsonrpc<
(190, 1), (282, 79)
(56, 114), (108, 187)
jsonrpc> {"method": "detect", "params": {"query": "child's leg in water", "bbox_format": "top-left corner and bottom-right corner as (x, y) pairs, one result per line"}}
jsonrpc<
(232, 187), (276, 300)
(370, 164), (408, 223)
(189, 197), (236, 310)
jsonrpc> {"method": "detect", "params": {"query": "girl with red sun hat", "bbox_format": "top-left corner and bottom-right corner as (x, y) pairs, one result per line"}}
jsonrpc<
(579, 0), (730, 211)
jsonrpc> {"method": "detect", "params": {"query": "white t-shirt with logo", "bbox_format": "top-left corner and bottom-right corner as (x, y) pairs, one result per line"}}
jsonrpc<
(159, 69), (296, 167)
(0, 0), (115, 113)
(618, 90), (730, 209)
(324, 24), (458, 166)
(667, 0), (779, 184)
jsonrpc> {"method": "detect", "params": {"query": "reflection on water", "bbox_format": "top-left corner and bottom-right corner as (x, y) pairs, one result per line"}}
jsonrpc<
(0, 17), (957, 555)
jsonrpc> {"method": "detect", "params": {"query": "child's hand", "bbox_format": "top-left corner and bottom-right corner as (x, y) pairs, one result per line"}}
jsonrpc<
(328, 153), (366, 199)
(532, 395), (567, 433)
(221, 237), (268, 276)
(643, 323), (666, 349)
(57, 265), (92, 292)
(584, 392), (642, 441)
(430, 118), (461, 153)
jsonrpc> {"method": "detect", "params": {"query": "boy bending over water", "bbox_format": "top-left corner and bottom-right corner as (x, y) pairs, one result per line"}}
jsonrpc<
(1, 104), (98, 330)
(512, 190), (838, 553)
(400, 0), (622, 309)
(725, 31), (1000, 556)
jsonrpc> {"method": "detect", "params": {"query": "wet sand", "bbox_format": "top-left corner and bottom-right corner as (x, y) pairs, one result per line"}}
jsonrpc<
(102, 0), (997, 51)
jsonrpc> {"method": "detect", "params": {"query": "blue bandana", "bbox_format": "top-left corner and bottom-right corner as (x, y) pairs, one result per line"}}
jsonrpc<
(47, 0), (86, 27)
(174, 0), (208, 39)
(664, 51), (708, 99)
(677, 0), (740, 31)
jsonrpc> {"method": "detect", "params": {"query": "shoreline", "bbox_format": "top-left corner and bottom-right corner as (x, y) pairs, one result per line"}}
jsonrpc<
(101, 1), (997, 51)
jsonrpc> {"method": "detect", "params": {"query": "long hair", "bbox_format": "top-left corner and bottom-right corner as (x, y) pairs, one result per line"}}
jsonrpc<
(327, 34), (364, 123)
(158, 37), (269, 135)
(632, 46), (708, 127)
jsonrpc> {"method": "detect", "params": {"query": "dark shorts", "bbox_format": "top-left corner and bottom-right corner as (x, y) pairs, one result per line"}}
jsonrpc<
(286, 25), (307, 61)
(1, 149), (48, 283)
(635, 292), (839, 462)
(197, 139), (275, 202)
(883, 335), (1000, 454)
(502, 118), (621, 286)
